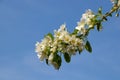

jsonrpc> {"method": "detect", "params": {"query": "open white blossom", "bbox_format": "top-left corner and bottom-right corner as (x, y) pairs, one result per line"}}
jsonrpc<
(76, 9), (95, 34)
(35, 36), (52, 61)
(54, 24), (69, 40)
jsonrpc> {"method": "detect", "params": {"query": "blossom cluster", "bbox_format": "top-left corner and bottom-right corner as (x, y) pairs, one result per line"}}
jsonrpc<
(76, 9), (95, 35)
(35, 9), (95, 69)
(35, 24), (86, 69)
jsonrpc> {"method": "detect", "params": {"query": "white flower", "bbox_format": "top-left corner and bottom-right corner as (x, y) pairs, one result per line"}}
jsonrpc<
(35, 35), (53, 61)
(35, 42), (48, 61)
(35, 42), (46, 61)
(82, 9), (95, 28)
(37, 52), (47, 61)
(54, 24), (69, 40)
(35, 42), (41, 53)
(58, 24), (66, 32)
(76, 20), (85, 31)
(75, 9), (95, 34)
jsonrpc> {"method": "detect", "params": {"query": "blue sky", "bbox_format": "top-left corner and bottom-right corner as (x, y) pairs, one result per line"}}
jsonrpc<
(0, 0), (120, 80)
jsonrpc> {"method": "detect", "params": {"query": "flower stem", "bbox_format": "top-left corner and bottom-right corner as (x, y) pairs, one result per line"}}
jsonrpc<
(102, 5), (120, 21)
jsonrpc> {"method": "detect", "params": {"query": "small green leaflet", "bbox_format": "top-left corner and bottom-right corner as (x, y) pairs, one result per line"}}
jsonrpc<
(98, 7), (102, 15)
(57, 55), (62, 69)
(85, 41), (92, 53)
(46, 33), (54, 41)
(96, 21), (102, 31)
(72, 29), (79, 35)
(52, 54), (62, 70)
(46, 59), (49, 65)
(64, 53), (71, 63)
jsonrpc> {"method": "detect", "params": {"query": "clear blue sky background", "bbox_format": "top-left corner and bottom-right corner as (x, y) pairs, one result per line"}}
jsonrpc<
(0, 0), (120, 80)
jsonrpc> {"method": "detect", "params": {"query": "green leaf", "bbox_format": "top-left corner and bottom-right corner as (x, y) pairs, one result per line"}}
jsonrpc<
(46, 33), (54, 41)
(53, 54), (62, 70)
(85, 41), (92, 53)
(57, 55), (62, 69)
(96, 21), (102, 31)
(103, 17), (108, 21)
(46, 59), (49, 65)
(61, 41), (69, 45)
(98, 7), (102, 14)
(72, 29), (79, 35)
(64, 53), (71, 63)
(76, 35), (83, 39)
(109, 13), (112, 17)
